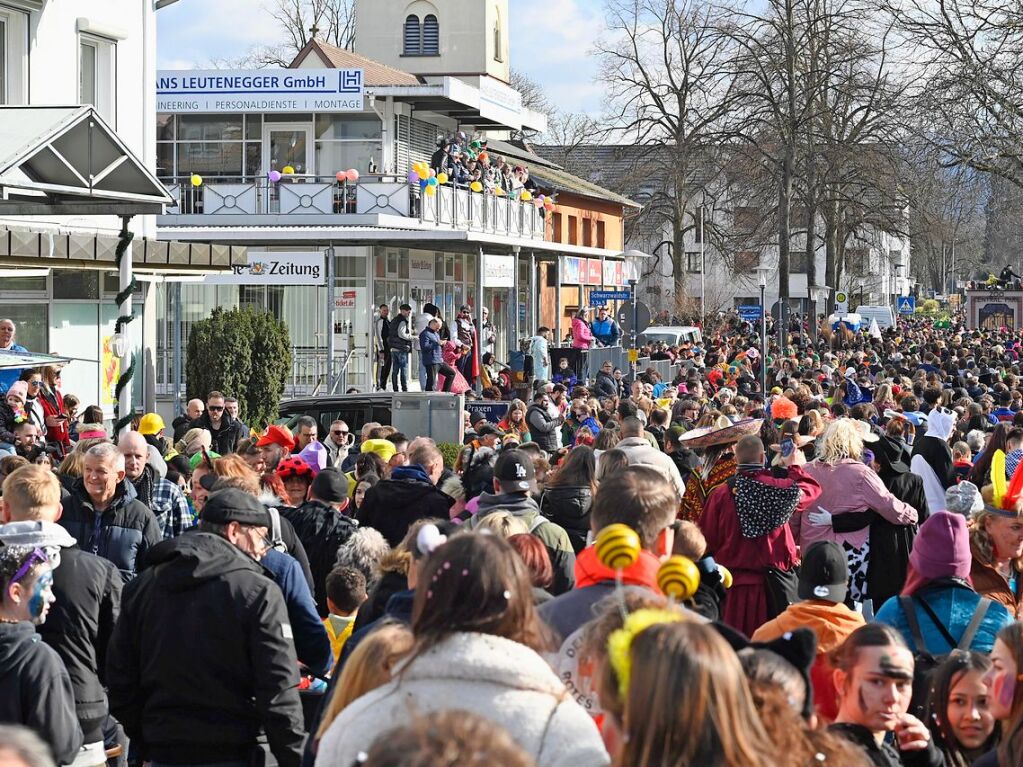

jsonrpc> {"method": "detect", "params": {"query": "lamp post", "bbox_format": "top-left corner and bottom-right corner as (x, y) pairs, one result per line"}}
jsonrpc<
(755, 266), (770, 395)
(809, 284), (830, 351)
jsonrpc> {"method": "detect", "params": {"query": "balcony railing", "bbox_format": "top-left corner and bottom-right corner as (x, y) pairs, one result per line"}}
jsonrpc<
(160, 174), (549, 240)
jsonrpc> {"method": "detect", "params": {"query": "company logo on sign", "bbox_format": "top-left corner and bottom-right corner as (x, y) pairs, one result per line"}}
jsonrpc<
(157, 68), (364, 113)
(205, 252), (326, 286)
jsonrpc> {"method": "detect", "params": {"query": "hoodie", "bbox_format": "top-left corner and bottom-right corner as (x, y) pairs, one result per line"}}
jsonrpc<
(107, 532), (305, 767)
(0, 622), (83, 764)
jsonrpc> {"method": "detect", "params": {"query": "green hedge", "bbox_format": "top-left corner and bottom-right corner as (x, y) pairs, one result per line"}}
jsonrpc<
(437, 442), (462, 469)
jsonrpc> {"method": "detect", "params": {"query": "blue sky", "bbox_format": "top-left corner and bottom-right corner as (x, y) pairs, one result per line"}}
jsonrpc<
(156, 0), (606, 114)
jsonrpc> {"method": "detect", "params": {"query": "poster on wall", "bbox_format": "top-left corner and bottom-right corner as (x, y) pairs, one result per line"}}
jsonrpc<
(586, 259), (603, 285)
(101, 336), (120, 406)
(409, 254), (435, 283)
(483, 254), (515, 287)
(563, 257), (581, 284)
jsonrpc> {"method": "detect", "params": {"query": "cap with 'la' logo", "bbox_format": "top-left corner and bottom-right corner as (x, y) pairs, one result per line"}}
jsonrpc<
(493, 450), (536, 493)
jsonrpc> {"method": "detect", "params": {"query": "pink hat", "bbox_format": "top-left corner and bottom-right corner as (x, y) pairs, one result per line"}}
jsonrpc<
(5, 381), (27, 401)
(298, 442), (327, 475)
(907, 511), (971, 588)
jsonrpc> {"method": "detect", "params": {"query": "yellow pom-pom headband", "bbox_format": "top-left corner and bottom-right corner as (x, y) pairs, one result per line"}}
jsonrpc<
(988, 448), (1023, 516)
(606, 608), (685, 698)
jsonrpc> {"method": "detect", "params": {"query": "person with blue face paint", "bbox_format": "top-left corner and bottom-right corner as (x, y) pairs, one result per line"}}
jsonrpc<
(0, 545), (83, 765)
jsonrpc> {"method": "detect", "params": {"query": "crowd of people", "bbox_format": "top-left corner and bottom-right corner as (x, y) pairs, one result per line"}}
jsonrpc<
(428, 132), (539, 195)
(1, 311), (1023, 767)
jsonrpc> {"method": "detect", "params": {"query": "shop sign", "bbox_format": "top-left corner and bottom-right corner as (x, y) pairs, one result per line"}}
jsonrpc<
(157, 69), (363, 113)
(483, 254), (515, 287)
(409, 254), (435, 283)
(205, 252), (325, 285)
(334, 289), (359, 310)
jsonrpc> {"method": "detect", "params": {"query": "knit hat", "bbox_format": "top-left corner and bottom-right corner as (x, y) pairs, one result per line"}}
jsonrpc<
(310, 468), (348, 504)
(5, 381), (27, 402)
(945, 481), (983, 516)
(908, 511), (971, 583)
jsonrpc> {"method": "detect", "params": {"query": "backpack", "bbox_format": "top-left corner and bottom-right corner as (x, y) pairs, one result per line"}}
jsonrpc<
(266, 507), (288, 553)
(899, 594), (993, 719)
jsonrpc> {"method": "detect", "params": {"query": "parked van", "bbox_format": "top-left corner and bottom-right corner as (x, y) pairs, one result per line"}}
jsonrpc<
(638, 326), (704, 346)
(855, 305), (896, 329)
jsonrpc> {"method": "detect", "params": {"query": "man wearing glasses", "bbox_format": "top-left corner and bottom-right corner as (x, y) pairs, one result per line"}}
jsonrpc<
(323, 419), (354, 468)
(0, 319), (29, 395)
(188, 390), (247, 455)
(108, 488), (305, 767)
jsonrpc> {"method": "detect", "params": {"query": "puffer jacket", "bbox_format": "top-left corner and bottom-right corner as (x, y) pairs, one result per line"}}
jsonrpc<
(59, 479), (162, 581)
(593, 370), (618, 399)
(526, 403), (560, 452)
(539, 485), (593, 554)
(315, 633), (608, 767)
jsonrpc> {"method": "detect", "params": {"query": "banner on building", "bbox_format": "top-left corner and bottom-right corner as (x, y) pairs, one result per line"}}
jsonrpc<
(157, 69), (364, 113)
(483, 254), (515, 287)
(409, 254), (435, 283)
(205, 252), (326, 286)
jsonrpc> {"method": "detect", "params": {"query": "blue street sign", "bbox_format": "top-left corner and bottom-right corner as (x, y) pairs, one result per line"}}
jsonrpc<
(738, 304), (764, 322)
(589, 290), (632, 305)
(897, 296), (916, 315)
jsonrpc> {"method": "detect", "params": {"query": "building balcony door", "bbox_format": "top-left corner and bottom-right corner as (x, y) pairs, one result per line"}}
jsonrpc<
(262, 123), (314, 177)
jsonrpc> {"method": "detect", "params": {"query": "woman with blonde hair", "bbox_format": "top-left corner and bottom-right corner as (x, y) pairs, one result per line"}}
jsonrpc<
(873, 382), (897, 412)
(474, 510), (529, 538)
(799, 418), (917, 605)
(971, 487), (1023, 619)
(175, 427), (212, 458)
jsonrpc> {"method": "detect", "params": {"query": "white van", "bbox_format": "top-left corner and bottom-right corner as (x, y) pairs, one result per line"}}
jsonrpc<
(638, 326), (704, 346)
(855, 305), (896, 329)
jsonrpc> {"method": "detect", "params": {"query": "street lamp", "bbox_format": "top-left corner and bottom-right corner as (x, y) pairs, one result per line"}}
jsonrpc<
(755, 266), (770, 395)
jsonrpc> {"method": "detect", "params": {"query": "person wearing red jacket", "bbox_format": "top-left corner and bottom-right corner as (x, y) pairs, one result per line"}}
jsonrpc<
(701, 433), (822, 638)
(37, 365), (70, 458)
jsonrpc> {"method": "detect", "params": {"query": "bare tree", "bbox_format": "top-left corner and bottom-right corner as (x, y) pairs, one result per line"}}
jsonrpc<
(216, 0), (356, 68)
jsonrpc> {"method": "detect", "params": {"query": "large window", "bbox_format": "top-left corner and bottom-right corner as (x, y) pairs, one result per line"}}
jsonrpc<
(0, 16), (7, 105)
(314, 114), (382, 177)
(0, 5), (28, 105)
(403, 12), (439, 55)
(79, 34), (115, 123)
(156, 114), (258, 179)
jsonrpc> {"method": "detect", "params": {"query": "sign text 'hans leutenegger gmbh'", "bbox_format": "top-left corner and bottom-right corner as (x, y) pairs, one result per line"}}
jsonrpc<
(156, 69), (364, 113)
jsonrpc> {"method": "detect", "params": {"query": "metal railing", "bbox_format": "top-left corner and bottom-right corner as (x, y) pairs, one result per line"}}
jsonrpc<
(160, 174), (549, 240)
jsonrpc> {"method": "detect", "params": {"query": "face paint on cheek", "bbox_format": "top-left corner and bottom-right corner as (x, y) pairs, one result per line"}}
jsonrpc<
(28, 571), (52, 619)
(998, 673), (1017, 709)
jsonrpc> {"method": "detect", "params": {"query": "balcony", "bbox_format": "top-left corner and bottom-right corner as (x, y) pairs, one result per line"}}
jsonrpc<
(158, 174), (549, 240)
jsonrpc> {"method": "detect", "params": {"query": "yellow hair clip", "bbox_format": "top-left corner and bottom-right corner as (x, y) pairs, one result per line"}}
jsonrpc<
(606, 608), (686, 698)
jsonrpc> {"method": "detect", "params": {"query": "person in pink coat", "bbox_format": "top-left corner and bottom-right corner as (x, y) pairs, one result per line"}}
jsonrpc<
(571, 308), (595, 350)
(439, 339), (471, 394)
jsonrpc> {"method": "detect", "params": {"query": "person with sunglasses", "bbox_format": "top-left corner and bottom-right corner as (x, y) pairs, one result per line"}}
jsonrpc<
(15, 370), (45, 435)
(0, 543), (83, 766)
(323, 420), (354, 469)
(187, 390), (247, 456)
(107, 488), (306, 767)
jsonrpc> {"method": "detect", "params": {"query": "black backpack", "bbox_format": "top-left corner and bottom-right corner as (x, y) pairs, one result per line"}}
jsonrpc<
(899, 594), (993, 719)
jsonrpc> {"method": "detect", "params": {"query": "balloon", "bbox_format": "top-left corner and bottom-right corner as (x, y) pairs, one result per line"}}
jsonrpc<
(718, 564), (733, 589)
(336, 171), (348, 182)
(520, 190), (532, 201)
(346, 169), (359, 182)
(268, 170), (282, 183)
(437, 172), (449, 185)
(420, 179), (429, 190)
(428, 168), (436, 178)
(282, 165), (295, 175)
(470, 181), (483, 193)
(657, 556), (700, 600)
(189, 174), (203, 188)
(545, 200), (554, 210)
(408, 170), (419, 183)
(495, 187), (505, 196)
(595, 524), (641, 570)
(427, 176), (439, 187)
(479, 152), (489, 163)
(417, 170), (429, 181)
(537, 195), (545, 202)
(424, 184), (436, 197)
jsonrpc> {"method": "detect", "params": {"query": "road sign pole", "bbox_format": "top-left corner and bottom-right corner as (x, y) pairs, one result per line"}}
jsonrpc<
(629, 279), (638, 382)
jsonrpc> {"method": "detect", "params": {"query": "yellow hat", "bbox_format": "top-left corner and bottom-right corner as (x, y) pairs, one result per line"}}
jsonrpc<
(360, 438), (396, 462)
(138, 413), (165, 436)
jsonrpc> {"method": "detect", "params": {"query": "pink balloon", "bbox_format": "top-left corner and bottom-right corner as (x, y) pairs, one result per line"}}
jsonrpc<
(336, 171), (347, 182)
(346, 169), (360, 182)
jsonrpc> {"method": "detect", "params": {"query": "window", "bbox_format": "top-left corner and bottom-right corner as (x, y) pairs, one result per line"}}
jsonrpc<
(403, 15), (421, 55)
(596, 220), (606, 249)
(846, 248), (868, 275)
(693, 206), (705, 243)
(403, 12), (439, 56)
(568, 215), (579, 245)
(582, 221), (592, 247)
(686, 252), (702, 273)
(733, 207), (761, 234)
(0, 6), (28, 105)
(493, 11), (503, 62)
(79, 34), (115, 123)
(734, 251), (759, 273)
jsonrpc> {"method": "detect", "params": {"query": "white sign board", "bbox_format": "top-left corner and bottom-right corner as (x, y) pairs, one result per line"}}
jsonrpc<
(205, 252), (325, 285)
(834, 291), (849, 313)
(334, 288), (360, 310)
(409, 254), (435, 283)
(483, 254), (515, 288)
(157, 69), (364, 113)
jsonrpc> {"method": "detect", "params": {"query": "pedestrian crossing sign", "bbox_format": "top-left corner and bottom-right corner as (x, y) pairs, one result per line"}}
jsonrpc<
(898, 296), (916, 315)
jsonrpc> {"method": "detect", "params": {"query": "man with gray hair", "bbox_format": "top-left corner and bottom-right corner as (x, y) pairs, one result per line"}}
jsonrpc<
(0, 318), (29, 394)
(615, 416), (686, 500)
(57, 443), (160, 580)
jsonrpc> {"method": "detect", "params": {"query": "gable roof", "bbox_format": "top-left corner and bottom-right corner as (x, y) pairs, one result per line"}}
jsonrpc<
(290, 39), (422, 87)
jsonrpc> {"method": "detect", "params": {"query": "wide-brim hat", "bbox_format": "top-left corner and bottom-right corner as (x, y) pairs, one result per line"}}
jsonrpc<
(678, 417), (764, 449)
(852, 419), (880, 443)
(769, 435), (816, 452)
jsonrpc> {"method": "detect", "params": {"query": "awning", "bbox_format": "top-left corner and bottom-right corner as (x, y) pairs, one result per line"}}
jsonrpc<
(0, 350), (69, 370)
(0, 105), (173, 215)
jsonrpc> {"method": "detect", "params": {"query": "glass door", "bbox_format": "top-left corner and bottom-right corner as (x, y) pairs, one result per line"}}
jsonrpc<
(262, 123), (314, 176)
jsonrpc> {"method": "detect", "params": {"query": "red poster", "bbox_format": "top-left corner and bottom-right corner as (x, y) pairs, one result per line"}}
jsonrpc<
(613, 262), (624, 285)
(586, 259), (602, 285)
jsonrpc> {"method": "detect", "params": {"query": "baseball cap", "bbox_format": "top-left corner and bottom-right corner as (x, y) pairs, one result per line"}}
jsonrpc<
(201, 488), (270, 527)
(797, 541), (848, 604)
(310, 468), (348, 504)
(138, 413), (165, 436)
(256, 424), (295, 451)
(493, 449), (536, 494)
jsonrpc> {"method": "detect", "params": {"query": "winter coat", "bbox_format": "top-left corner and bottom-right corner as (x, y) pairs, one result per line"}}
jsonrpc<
(539, 485), (593, 554)
(571, 317), (594, 350)
(418, 327), (443, 365)
(969, 541), (1022, 620)
(356, 464), (454, 546)
(280, 499), (358, 617)
(0, 622), (83, 764)
(526, 403), (561, 452)
(59, 479), (162, 581)
(470, 492), (576, 595)
(261, 548), (332, 677)
(387, 313), (413, 353)
(315, 633), (609, 767)
(529, 334), (550, 381)
(107, 532), (305, 767)
(829, 722), (943, 767)
(36, 548), (121, 743)
(590, 316), (620, 347)
(593, 370), (618, 399)
(874, 579), (1013, 655)
(615, 436), (686, 500)
(188, 411), (247, 455)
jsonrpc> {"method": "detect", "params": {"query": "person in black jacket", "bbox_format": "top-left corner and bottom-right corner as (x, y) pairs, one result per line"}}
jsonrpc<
(593, 359), (618, 399)
(188, 391), (247, 455)
(58, 443), (161, 581)
(356, 443), (453, 546)
(107, 489), (305, 767)
(0, 544), (83, 766)
(279, 469), (357, 618)
(0, 466), (122, 766)
(539, 445), (595, 554)
(526, 391), (562, 453)
(387, 304), (413, 393)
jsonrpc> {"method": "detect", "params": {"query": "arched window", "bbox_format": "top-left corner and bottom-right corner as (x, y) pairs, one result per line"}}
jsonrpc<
(422, 14), (439, 55)
(494, 10), (503, 62)
(403, 14), (422, 55)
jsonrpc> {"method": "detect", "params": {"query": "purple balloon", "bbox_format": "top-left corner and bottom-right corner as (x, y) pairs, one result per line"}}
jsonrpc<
(268, 170), (282, 183)
(408, 170), (419, 183)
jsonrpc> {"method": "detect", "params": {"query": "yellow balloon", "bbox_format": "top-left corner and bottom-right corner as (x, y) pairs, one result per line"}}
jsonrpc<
(437, 172), (449, 185)
(595, 524), (641, 570)
(417, 170), (430, 181)
(189, 174), (203, 188)
(520, 190), (532, 201)
(470, 181), (483, 193)
(657, 556), (700, 601)
(282, 165), (295, 175)
(718, 564), (733, 589)
(424, 184), (436, 197)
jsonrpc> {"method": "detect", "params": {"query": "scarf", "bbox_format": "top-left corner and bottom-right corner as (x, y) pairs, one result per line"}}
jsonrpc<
(132, 464), (156, 509)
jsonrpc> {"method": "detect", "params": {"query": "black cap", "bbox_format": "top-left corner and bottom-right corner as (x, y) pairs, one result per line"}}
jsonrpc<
(201, 488), (270, 527)
(493, 449), (535, 493)
(476, 423), (504, 438)
(310, 468), (348, 504)
(798, 541), (848, 604)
